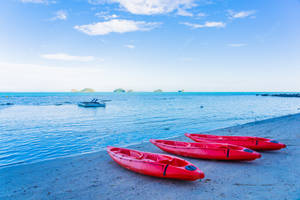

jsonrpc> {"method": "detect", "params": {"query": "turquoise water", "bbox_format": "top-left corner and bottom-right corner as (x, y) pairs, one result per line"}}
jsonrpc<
(0, 92), (300, 168)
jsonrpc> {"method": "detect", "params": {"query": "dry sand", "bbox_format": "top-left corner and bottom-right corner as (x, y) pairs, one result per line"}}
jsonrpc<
(1, 113), (300, 200)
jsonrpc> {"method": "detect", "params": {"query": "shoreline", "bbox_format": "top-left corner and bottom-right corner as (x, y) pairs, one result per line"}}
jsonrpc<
(1, 113), (300, 200)
(0, 112), (297, 170)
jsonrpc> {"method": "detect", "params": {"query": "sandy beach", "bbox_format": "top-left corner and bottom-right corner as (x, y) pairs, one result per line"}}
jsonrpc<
(1, 113), (299, 200)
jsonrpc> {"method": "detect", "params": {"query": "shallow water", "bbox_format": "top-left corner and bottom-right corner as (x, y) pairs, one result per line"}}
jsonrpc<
(0, 92), (299, 167)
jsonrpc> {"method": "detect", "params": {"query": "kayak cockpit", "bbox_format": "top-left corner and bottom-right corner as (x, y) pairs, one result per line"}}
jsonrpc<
(142, 153), (188, 167)
(110, 146), (188, 167)
(188, 134), (271, 142)
(110, 147), (143, 159)
(150, 139), (191, 148)
(158, 157), (188, 167)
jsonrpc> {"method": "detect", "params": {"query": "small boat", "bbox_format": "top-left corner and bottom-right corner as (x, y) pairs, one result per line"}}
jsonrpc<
(185, 133), (286, 151)
(0, 102), (14, 106)
(78, 99), (106, 107)
(150, 139), (261, 161)
(107, 146), (205, 181)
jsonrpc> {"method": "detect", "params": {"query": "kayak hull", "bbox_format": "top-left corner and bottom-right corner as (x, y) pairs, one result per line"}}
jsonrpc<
(107, 146), (204, 181)
(185, 133), (286, 151)
(150, 139), (261, 161)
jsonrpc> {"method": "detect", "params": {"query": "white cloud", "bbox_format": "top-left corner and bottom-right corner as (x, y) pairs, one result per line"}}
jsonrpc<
(87, 0), (104, 5)
(228, 10), (256, 19)
(105, 0), (196, 15)
(124, 44), (135, 49)
(197, 12), (206, 17)
(20, 0), (55, 4)
(51, 10), (67, 21)
(228, 43), (247, 47)
(177, 8), (193, 17)
(95, 12), (119, 20)
(181, 21), (226, 29)
(41, 53), (95, 62)
(74, 19), (160, 36)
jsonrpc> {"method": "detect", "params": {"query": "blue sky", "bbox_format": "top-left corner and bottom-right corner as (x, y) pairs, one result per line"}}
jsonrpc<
(0, 0), (300, 92)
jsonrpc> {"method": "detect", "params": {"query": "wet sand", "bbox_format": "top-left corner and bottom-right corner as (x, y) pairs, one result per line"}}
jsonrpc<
(1, 113), (300, 200)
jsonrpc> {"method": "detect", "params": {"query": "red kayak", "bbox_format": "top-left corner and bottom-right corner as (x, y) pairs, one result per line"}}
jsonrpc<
(150, 139), (261, 161)
(107, 146), (205, 181)
(185, 133), (286, 151)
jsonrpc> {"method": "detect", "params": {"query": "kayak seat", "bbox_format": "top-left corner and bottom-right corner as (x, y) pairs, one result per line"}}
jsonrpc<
(144, 154), (160, 162)
(129, 151), (144, 159)
(159, 158), (187, 167)
(114, 148), (143, 159)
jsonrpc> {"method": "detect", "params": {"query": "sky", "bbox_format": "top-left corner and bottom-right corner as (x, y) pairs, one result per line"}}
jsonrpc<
(0, 0), (300, 92)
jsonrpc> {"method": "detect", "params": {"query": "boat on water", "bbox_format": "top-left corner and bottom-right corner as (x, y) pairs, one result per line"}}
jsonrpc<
(107, 146), (205, 181)
(78, 99), (106, 107)
(0, 102), (14, 106)
(185, 133), (286, 151)
(150, 139), (261, 161)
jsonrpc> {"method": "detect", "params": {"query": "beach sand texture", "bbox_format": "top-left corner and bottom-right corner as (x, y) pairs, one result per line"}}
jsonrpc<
(1, 113), (299, 200)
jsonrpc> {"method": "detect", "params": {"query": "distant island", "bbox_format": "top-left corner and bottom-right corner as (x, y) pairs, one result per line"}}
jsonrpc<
(114, 88), (126, 93)
(257, 93), (300, 98)
(81, 88), (95, 93)
(178, 89), (184, 93)
(127, 89), (133, 93)
(71, 89), (78, 92)
(71, 88), (95, 93)
(153, 89), (163, 92)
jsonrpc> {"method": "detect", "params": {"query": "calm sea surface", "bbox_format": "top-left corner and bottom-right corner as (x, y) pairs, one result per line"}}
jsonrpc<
(0, 92), (299, 167)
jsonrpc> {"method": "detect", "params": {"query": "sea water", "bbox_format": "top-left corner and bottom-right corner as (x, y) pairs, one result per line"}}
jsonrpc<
(0, 92), (300, 167)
